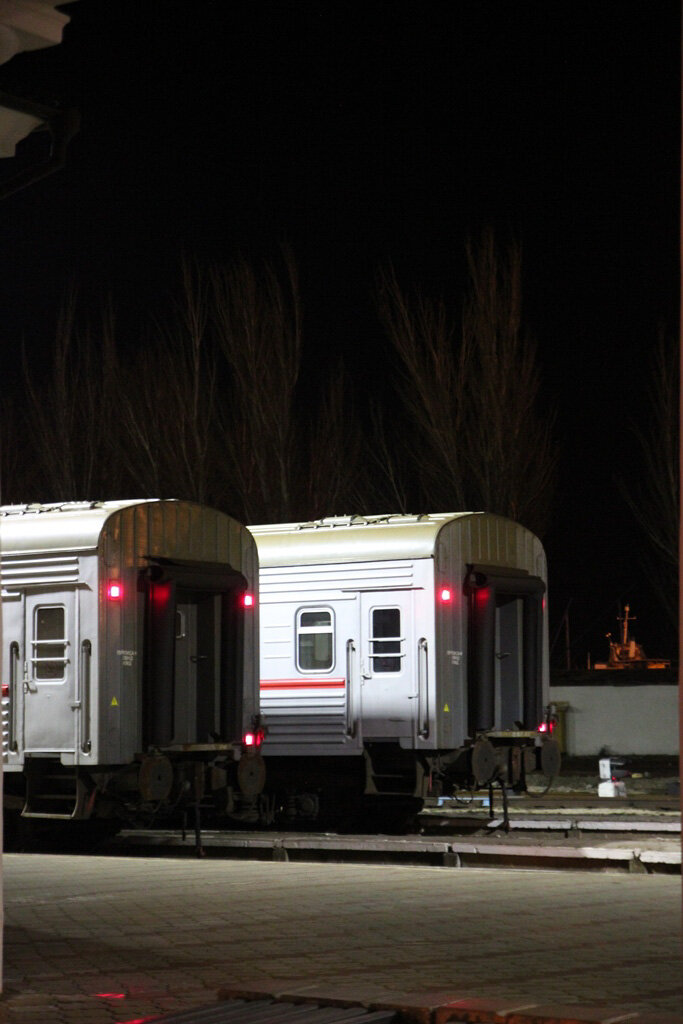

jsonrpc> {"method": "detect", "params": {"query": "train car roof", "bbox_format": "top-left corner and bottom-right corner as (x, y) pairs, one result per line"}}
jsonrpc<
(0, 500), (159, 555)
(0, 501), (259, 595)
(249, 512), (545, 572)
(0, 499), (260, 558)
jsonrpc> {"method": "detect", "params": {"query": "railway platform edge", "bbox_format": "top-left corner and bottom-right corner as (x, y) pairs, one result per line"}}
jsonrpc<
(211, 986), (683, 1024)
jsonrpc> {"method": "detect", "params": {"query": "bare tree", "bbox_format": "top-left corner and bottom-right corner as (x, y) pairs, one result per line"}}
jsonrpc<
(459, 230), (556, 535)
(301, 365), (369, 519)
(619, 328), (679, 630)
(377, 265), (468, 510)
(22, 289), (124, 500)
(16, 252), (369, 524)
(378, 231), (556, 536)
(120, 259), (220, 504)
(365, 398), (412, 513)
(0, 394), (27, 504)
(210, 250), (303, 522)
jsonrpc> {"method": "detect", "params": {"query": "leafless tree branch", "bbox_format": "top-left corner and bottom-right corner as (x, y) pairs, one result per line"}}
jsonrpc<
(377, 231), (556, 535)
(618, 327), (679, 629)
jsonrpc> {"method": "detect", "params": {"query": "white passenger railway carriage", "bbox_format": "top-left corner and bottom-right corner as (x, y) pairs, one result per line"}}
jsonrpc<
(250, 513), (558, 824)
(2, 500), (263, 827)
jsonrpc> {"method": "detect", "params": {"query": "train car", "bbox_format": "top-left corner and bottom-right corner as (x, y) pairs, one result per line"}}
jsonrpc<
(249, 512), (559, 827)
(2, 500), (264, 834)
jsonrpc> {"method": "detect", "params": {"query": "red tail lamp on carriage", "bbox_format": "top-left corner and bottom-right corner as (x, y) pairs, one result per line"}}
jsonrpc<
(243, 727), (266, 748)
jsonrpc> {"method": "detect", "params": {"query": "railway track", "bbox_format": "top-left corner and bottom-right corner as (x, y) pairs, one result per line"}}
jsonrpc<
(13, 785), (678, 873)
(105, 793), (681, 873)
(419, 789), (680, 832)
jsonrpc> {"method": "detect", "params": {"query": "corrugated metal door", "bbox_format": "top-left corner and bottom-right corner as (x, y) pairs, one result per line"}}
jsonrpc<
(360, 591), (416, 739)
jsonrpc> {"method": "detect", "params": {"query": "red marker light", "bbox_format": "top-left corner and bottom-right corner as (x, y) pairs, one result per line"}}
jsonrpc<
(439, 588), (452, 603)
(243, 729), (265, 748)
(1, 683), (8, 698)
(107, 582), (123, 601)
(537, 721), (555, 734)
(242, 593), (254, 608)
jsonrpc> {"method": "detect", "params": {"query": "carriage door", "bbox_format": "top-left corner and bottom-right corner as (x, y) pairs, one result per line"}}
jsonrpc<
(23, 592), (77, 754)
(359, 592), (416, 739)
(174, 602), (198, 743)
(496, 596), (524, 727)
(173, 594), (221, 746)
(467, 571), (545, 734)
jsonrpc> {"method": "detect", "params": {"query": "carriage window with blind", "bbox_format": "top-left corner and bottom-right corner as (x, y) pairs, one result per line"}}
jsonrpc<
(370, 607), (403, 673)
(33, 606), (68, 680)
(296, 608), (334, 671)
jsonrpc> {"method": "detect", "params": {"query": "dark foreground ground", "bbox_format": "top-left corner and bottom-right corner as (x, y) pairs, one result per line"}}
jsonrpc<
(0, 755), (680, 1023)
(0, 849), (680, 1024)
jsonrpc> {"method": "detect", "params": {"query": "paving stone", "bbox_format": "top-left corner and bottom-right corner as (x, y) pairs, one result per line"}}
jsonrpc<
(368, 991), (486, 1024)
(439, 998), (549, 1023)
(629, 1014), (683, 1024)
(1, 855), (681, 1024)
(505, 1006), (641, 1023)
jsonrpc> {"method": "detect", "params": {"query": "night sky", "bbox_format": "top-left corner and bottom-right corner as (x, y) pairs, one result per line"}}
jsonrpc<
(0, 0), (679, 664)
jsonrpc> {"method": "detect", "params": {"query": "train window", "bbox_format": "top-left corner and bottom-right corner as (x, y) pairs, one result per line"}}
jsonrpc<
(296, 608), (334, 671)
(33, 606), (67, 680)
(370, 607), (403, 673)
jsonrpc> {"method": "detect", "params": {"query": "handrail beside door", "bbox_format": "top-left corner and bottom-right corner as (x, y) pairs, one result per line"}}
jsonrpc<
(417, 637), (429, 739)
(8, 641), (19, 752)
(345, 638), (357, 738)
(80, 640), (92, 753)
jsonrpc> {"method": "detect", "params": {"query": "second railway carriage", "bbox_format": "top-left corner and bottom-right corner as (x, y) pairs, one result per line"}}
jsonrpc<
(249, 512), (559, 826)
(2, 500), (264, 833)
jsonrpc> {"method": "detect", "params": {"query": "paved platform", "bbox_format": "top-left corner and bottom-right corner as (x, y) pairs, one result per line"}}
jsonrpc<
(0, 853), (680, 1024)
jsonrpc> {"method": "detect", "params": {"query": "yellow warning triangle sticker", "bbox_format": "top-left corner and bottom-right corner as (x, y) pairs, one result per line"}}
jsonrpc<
(443, 703), (450, 712)
(111, 696), (119, 707)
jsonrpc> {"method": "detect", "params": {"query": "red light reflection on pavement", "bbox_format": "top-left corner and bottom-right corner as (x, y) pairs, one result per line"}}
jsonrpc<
(117, 1017), (160, 1024)
(93, 993), (161, 1022)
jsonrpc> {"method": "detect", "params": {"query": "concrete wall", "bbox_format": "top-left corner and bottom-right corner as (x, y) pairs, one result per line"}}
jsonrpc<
(549, 684), (679, 756)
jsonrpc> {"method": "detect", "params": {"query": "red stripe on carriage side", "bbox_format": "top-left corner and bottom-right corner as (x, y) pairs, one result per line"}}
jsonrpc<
(260, 678), (346, 690)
